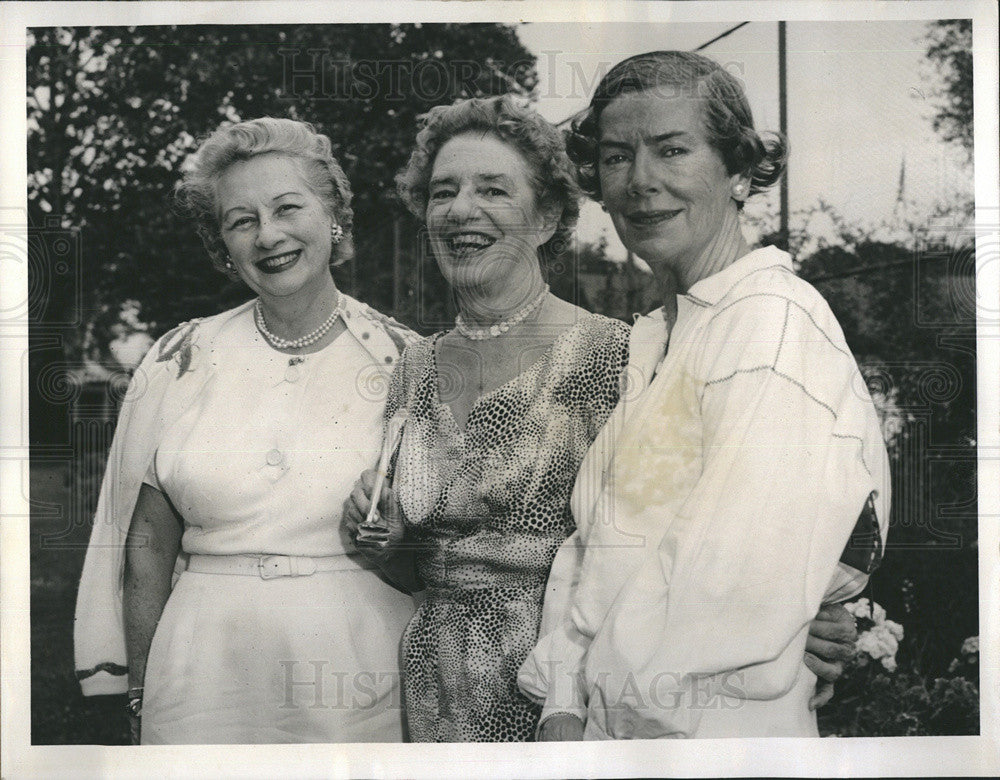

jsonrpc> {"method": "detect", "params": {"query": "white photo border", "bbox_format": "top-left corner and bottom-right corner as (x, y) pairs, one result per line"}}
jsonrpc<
(2, 1), (997, 777)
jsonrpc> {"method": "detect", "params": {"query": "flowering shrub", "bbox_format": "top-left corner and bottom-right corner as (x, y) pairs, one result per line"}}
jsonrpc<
(844, 598), (905, 671)
(818, 599), (979, 736)
(948, 636), (980, 680)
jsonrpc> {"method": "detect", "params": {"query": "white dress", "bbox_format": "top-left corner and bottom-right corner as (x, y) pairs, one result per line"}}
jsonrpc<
(136, 304), (415, 744)
(519, 247), (891, 739)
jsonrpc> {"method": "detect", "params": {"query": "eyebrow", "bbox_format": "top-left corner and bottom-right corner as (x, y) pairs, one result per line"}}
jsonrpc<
(221, 192), (302, 221)
(599, 131), (691, 149)
(480, 174), (515, 186)
(428, 173), (516, 188)
(428, 175), (455, 189)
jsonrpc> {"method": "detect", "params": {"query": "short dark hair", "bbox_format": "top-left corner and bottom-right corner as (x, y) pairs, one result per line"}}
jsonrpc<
(567, 51), (787, 207)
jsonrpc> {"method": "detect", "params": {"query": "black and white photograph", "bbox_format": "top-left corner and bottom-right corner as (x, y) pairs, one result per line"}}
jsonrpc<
(2, 0), (998, 776)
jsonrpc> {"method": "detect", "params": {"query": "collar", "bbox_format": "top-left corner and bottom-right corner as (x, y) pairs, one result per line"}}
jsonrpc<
(682, 245), (793, 308)
(627, 307), (669, 389)
(338, 292), (417, 372)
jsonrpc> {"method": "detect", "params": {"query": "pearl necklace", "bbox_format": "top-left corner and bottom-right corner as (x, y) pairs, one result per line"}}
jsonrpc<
(254, 296), (344, 350)
(454, 285), (549, 341)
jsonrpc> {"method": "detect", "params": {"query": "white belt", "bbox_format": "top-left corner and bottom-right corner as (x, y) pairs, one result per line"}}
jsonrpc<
(186, 553), (366, 579)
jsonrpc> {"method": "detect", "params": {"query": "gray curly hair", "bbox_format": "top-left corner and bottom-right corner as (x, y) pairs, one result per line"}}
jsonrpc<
(396, 95), (582, 263)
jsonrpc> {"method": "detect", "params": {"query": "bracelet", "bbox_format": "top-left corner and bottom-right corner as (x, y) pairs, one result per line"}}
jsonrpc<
(126, 687), (144, 719)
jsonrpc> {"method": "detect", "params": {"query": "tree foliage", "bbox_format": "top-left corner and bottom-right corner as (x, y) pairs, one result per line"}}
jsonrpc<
(924, 19), (973, 159)
(27, 24), (538, 351)
(27, 24), (537, 445)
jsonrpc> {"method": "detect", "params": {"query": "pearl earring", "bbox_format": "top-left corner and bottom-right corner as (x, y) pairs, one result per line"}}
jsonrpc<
(733, 183), (747, 198)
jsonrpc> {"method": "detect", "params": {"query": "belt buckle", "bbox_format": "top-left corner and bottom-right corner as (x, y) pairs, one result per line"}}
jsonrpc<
(258, 555), (290, 579)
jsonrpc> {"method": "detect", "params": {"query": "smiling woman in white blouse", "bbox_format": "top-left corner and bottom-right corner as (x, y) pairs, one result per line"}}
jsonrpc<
(73, 118), (417, 744)
(519, 51), (891, 740)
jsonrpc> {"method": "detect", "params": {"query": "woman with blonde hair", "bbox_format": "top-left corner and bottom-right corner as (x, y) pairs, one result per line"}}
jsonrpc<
(74, 117), (416, 744)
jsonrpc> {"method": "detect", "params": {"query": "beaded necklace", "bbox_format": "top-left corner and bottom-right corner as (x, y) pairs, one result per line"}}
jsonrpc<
(254, 295), (344, 350)
(454, 285), (549, 341)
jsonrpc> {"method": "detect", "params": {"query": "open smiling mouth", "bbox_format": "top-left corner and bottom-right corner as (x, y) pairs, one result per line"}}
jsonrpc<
(626, 209), (683, 228)
(447, 232), (497, 258)
(254, 250), (301, 274)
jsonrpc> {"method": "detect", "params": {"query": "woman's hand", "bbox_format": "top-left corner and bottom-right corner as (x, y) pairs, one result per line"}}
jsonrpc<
(804, 602), (858, 710)
(342, 469), (407, 565)
(538, 713), (584, 741)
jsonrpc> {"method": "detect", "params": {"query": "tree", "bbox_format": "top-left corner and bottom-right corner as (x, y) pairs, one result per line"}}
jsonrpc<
(924, 19), (973, 160)
(27, 24), (537, 344)
(27, 24), (538, 444)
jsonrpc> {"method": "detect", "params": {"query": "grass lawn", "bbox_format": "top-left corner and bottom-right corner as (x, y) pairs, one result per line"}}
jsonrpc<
(30, 460), (129, 745)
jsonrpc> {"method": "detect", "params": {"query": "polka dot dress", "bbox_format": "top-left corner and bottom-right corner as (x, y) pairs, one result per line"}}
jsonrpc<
(387, 314), (630, 742)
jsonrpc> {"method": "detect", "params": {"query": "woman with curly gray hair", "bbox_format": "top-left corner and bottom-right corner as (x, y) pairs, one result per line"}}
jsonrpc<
(74, 117), (417, 744)
(343, 94), (632, 742)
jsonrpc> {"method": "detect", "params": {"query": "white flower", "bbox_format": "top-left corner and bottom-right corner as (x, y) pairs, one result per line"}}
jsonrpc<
(846, 598), (904, 673)
(961, 636), (979, 656)
(857, 623), (901, 665)
(843, 598), (891, 627)
(844, 598), (871, 619)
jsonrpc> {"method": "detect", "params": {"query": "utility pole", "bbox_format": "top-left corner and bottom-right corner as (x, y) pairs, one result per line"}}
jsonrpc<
(778, 21), (789, 250)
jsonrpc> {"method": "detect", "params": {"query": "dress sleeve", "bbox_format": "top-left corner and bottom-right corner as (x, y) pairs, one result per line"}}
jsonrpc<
(583, 295), (889, 738)
(580, 318), (630, 441)
(74, 318), (210, 695)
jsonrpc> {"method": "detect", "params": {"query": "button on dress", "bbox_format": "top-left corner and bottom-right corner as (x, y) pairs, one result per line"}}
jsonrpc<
(140, 308), (415, 744)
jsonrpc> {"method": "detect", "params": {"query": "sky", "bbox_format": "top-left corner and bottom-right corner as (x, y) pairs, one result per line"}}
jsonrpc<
(518, 20), (971, 258)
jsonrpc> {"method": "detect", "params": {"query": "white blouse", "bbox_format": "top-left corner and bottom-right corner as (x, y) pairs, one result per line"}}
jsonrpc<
(75, 294), (418, 696)
(145, 307), (386, 557)
(519, 246), (890, 739)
